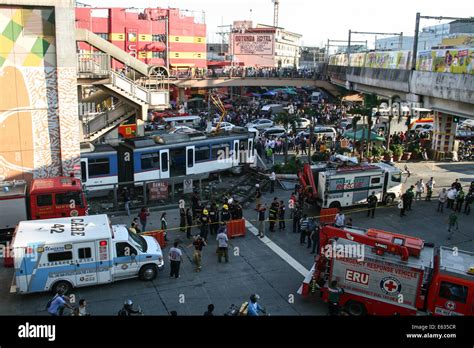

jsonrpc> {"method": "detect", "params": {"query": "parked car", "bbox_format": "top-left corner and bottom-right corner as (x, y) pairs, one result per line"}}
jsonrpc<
(245, 118), (274, 130)
(262, 127), (287, 138)
(261, 104), (284, 115)
(170, 126), (201, 134)
(299, 126), (337, 139)
(295, 118), (311, 129)
(210, 122), (235, 132)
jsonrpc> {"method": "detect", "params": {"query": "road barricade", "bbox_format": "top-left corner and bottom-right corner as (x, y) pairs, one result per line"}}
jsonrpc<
(226, 219), (246, 238)
(144, 230), (167, 249)
(319, 208), (338, 224)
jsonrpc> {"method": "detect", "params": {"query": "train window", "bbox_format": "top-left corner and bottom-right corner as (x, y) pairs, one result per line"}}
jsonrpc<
(195, 146), (210, 162)
(47, 251), (73, 262)
(37, 194), (53, 207)
(88, 158), (110, 177)
(234, 142), (238, 160)
(81, 161), (86, 182)
(187, 149), (194, 167)
(211, 144), (230, 159)
(161, 152), (169, 172)
(141, 153), (160, 170)
(56, 192), (84, 207)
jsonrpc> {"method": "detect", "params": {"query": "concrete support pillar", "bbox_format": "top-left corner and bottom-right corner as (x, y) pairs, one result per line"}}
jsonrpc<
(431, 111), (456, 160)
(177, 87), (186, 106)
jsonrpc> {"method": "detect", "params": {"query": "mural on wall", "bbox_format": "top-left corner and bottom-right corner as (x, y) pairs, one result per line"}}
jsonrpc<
(0, 6), (80, 182)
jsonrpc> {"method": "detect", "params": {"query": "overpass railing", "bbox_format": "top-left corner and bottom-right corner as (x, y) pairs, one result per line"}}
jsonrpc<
(77, 52), (110, 77)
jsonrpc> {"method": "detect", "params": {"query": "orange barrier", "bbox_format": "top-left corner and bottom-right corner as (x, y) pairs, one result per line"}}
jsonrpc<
(319, 208), (338, 224)
(145, 230), (167, 249)
(226, 219), (246, 238)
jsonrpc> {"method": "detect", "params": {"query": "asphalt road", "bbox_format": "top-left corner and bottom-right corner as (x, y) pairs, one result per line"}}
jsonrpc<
(0, 161), (472, 316)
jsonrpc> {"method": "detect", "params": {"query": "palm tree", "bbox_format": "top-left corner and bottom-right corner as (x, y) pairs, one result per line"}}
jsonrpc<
(351, 115), (361, 156)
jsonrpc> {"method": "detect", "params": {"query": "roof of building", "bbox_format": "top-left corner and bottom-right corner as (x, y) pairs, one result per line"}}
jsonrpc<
(12, 215), (114, 248)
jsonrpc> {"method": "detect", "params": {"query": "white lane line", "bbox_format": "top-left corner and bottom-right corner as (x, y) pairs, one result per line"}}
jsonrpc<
(244, 219), (309, 277)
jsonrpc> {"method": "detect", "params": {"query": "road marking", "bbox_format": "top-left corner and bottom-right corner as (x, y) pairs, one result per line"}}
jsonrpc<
(244, 219), (309, 277)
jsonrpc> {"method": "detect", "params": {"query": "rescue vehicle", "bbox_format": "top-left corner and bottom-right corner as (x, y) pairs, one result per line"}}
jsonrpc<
(299, 225), (474, 316)
(10, 214), (164, 294)
(0, 176), (87, 241)
(298, 161), (403, 209)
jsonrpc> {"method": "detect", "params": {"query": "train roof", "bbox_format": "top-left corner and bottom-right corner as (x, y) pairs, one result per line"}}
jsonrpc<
(121, 130), (253, 150)
(80, 143), (116, 155)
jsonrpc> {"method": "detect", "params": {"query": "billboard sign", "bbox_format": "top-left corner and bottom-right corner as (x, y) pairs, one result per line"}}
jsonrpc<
(233, 34), (274, 55)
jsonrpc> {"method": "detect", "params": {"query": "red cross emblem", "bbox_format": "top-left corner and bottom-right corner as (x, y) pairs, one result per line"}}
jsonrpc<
(384, 281), (397, 292)
(380, 277), (401, 295)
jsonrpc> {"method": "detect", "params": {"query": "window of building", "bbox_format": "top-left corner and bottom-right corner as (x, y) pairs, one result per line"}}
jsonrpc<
(78, 248), (92, 259)
(174, 53), (180, 58)
(47, 251), (73, 263)
(56, 192), (84, 207)
(96, 33), (109, 40)
(196, 37), (202, 43)
(37, 194), (53, 207)
(88, 158), (110, 177)
(141, 152), (160, 170)
(195, 146), (210, 162)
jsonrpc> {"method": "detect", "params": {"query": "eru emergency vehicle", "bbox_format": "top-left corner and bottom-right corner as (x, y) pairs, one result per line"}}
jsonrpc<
(299, 162), (402, 209)
(300, 225), (474, 316)
(10, 215), (164, 294)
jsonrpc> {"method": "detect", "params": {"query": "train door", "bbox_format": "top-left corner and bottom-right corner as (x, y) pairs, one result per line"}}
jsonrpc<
(232, 140), (240, 167)
(118, 146), (134, 184)
(186, 146), (195, 175)
(248, 138), (254, 164)
(160, 149), (170, 179)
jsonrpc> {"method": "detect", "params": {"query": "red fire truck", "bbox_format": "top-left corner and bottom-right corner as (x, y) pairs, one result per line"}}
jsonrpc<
(0, 176), (87, 239)
(300, 225), (474, 316)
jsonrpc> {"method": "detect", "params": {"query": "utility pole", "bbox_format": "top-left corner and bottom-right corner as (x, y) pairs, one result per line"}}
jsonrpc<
(411, 12), (421, 71)
(347, 30), (351, 67)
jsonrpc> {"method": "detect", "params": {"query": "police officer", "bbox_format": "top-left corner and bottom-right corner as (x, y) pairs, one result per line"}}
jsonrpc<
(367, 191), (378, 218)
(208, 202), (219, 236)
(268, 201), (278, 232)
(327, 280), (344, 316)
(233, 200), (243, 220)
(200, 209), (210, 241)
(221, 204), (232, 224)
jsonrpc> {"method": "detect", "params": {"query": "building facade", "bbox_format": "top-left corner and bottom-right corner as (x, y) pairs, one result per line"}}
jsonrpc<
(0, 0), (80, 182)
(75, 7), (207, 69)
(230, 21), (302, 68)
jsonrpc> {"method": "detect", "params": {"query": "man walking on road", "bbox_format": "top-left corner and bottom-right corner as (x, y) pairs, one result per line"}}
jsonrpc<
(437, 188), (448, 213)
(447, 187), (457, 210)
(447, 212), (459, 240)
(415, 180), (424, 201)
(426, 177), (435, 201)
(367, 191), (378, 218)
(169, 242), (183, 278)
(216, 226), (229, 263)
(406, 186), (415, 210)
(334, 211), (345, 228)
(257, 204), (266, 238)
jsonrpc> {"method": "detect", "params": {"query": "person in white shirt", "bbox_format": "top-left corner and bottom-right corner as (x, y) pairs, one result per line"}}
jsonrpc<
(169, 242), (183, 278)
(216, 226), (229, 263)
(447, 188), (457, 210)
(415, 180), (424, 201)
(426, 177), (436, 201)
(269, 171), (276, 193)
(437, 188), (448, 213)
(334, 211), (345, 228)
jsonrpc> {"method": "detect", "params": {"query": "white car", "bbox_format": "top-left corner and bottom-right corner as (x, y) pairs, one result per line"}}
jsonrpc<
(211, 122), (235, 132)
(295, 118), (311, 129)
(246, 118), (274, 130)
(170, 126), (200, 134)
(262, 127), (287, 138)
(299, 126), (337, 139)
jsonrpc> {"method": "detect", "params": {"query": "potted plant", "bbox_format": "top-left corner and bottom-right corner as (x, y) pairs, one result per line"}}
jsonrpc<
(371, 146), (382, 162)
(383, 149), (393, 162)
(392, 145), (404, 161)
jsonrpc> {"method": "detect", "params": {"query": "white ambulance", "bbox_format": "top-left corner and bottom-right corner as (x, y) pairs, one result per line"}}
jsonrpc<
(316, 162), (403, 209)
(10, 214), (164, 294)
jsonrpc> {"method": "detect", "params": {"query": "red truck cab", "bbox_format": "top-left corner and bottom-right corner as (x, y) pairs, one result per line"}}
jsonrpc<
(29, 176), (87, 220)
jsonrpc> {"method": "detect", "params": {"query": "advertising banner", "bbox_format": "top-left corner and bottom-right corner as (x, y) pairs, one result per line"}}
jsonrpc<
(233, 33), (274, 55)
(430, 49), (473, 74)
(148, 181), (168, 200)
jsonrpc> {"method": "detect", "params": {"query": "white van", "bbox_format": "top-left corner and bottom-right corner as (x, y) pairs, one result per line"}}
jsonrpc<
(10, 214), (164, 294)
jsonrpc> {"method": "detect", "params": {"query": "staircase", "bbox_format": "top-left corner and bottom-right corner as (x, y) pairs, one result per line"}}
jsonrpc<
(81, 102), (136, 142)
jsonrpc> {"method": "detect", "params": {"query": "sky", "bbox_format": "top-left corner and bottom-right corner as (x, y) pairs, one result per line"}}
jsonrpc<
(80, 0), (473, 48)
